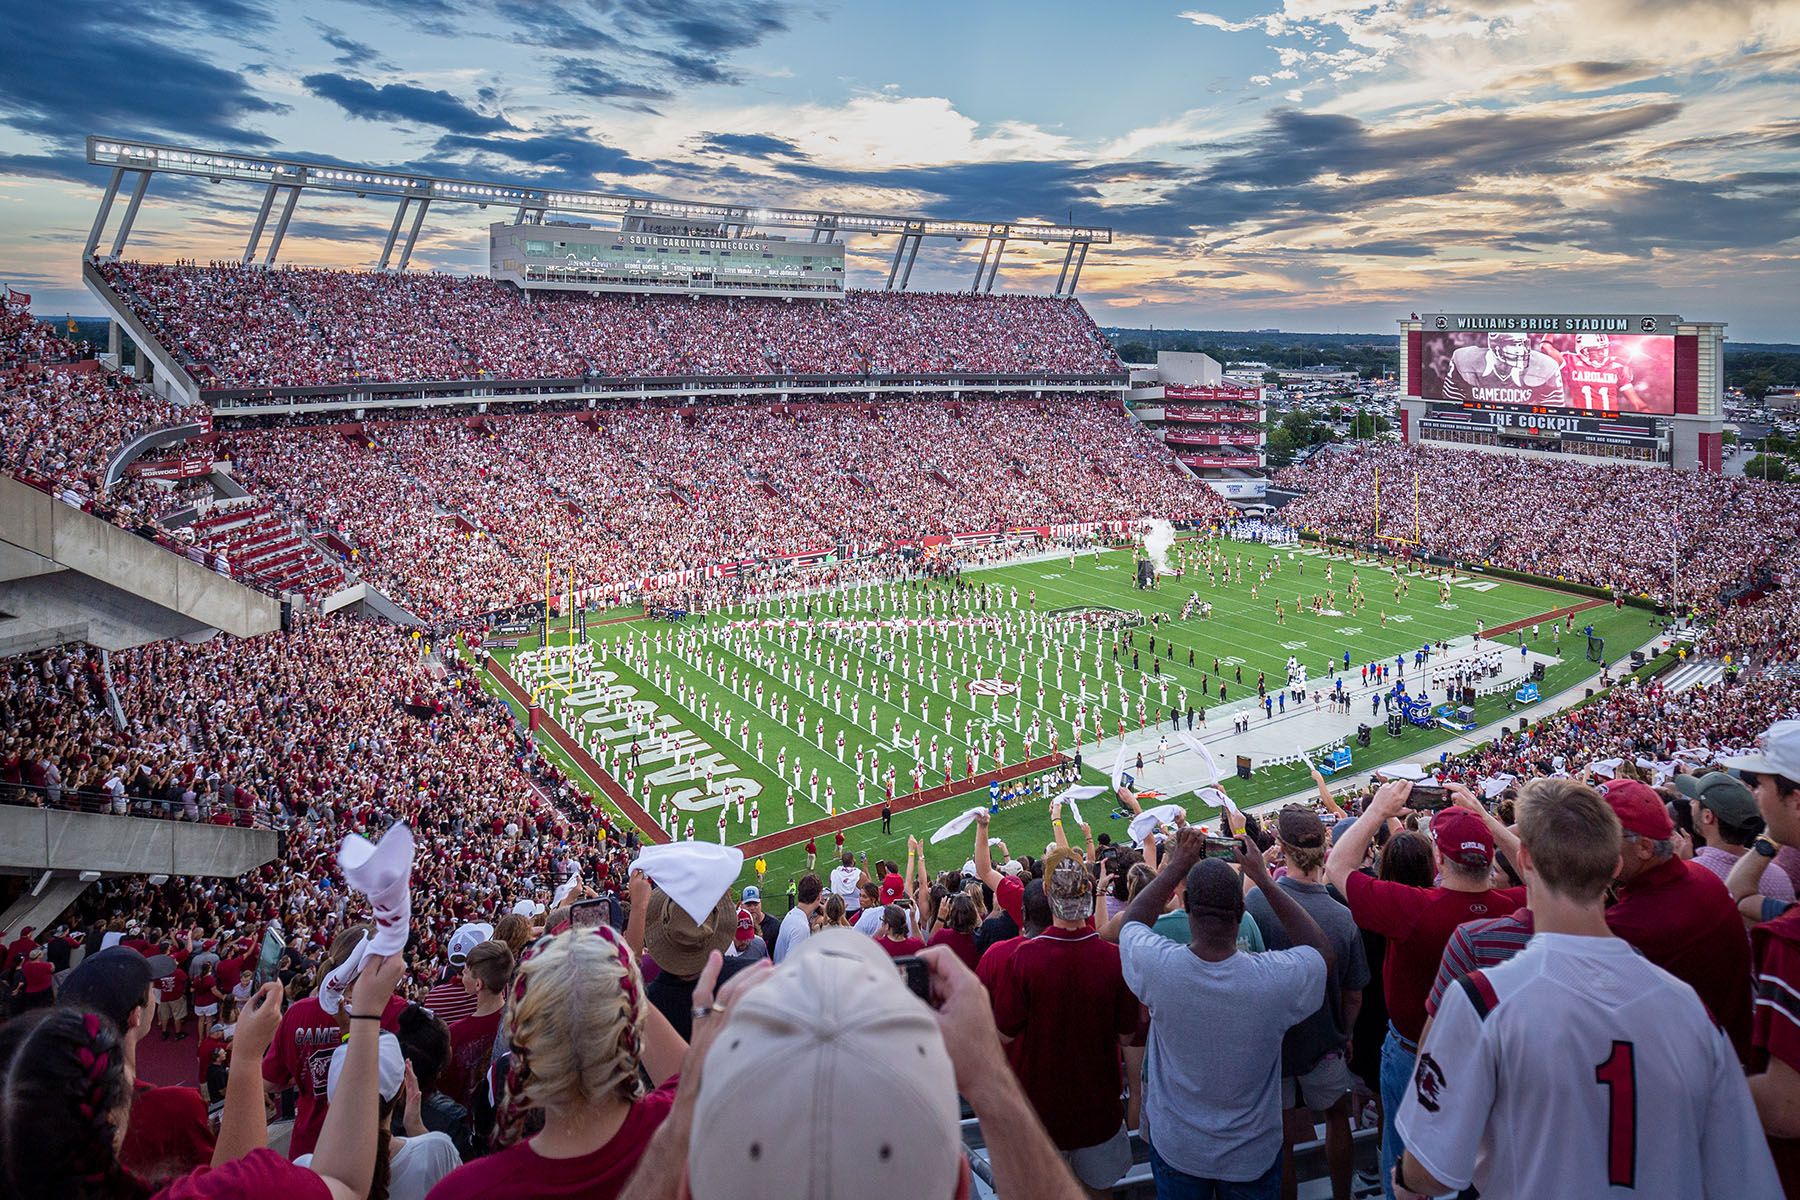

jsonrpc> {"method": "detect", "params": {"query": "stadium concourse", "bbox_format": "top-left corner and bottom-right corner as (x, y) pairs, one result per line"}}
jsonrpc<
(5, 282), (1800, 1200)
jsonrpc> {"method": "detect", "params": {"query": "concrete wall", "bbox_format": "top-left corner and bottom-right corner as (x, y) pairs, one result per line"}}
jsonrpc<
(0, 807), (277, 878)
(0, 475), (280, 651)
(82, 260), (202, 406)
(1153, 351), (1223, 387)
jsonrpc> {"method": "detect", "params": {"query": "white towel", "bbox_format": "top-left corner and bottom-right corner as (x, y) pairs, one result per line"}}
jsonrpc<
(1129, 804), (1186, 847)
(318, 931), (369, 1015)
(930, 805), (990, 845)
(339, 824), (414, 956)
(630, 842), (744, 925)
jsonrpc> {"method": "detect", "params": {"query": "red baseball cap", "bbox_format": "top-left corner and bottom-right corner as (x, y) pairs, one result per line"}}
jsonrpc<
(1602, 779), (1674, 840)
(994, 874), (1025, 926)
(879, 872), (906, 905)
(1430, 808), (1494, 868)
(734, 908), (755, 944)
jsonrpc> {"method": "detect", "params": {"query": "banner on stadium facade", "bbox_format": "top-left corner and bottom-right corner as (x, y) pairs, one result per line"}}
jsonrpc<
(1164, 384), (1262, 401)
(129, 452), (217, 480)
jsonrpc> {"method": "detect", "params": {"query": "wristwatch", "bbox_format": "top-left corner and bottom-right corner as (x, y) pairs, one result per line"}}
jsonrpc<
(1754, 837), (1780, 859)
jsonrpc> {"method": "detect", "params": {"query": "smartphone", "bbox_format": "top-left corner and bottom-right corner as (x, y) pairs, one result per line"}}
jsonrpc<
(1408, 784), (1450, 811)
(893, 955), (931, 1001)
(569, 894), (622, 930)
(1203, 835), (1244, 860)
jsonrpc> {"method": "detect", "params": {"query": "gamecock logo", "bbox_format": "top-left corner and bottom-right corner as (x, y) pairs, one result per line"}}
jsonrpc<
(967, 678), (1020, 696)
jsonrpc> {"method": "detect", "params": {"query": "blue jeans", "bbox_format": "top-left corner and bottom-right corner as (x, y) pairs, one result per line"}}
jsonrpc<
(1379, 1025), (1416, 1200)
(1146, 1140), (1281, 1200)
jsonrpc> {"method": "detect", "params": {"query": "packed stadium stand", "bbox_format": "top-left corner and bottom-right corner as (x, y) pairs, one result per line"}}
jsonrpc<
(97, 261), (1124, 388)
(7, 267), (1800, 1200)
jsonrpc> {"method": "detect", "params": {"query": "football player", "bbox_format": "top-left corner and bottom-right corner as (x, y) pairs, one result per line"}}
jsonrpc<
(1443, 332), (1565, 407)
(1539, 334), (1646, 413)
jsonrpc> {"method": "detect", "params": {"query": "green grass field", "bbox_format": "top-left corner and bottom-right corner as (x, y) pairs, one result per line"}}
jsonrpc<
(475, 538), (1653, 896)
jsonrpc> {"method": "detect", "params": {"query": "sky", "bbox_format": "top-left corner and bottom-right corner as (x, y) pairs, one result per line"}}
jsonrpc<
(0, 0), (1796, 339)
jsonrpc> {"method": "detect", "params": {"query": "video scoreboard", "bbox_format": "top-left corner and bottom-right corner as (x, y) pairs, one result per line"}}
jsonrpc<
(490, 221), (845, 298)
(1397, 312), (1728, 472)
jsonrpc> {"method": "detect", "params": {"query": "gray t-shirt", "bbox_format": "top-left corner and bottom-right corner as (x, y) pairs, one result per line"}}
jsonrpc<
(774, 905), (813, 963)
(1246, 876), (1370, 1076)
(1120, 921), (1324, 1181)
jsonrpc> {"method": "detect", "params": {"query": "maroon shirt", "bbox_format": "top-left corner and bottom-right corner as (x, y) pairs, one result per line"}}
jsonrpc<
(152, 1147), (328, 1200)
(122, 1082), (216, 1188)
(875, 935), (925, 958)
(424, 1078), (678, 1200)
(990, 926), (1139, 1151)
(1607, 855), (1753, 1060)
(1343, 873), (1525, 1044)
(926, 928), (981, 974)
(443, 1008), (504, 1110)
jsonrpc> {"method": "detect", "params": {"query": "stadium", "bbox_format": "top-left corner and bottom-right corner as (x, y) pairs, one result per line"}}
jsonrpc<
(2, 96), (1799, 1200)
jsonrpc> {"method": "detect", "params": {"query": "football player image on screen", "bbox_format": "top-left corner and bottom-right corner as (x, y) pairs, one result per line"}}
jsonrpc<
(1539, 334), (1645, 413)
(1442, 332), (1565, 407)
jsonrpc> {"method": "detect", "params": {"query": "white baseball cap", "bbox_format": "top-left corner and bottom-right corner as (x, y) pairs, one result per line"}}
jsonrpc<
(326, 1031), (405, 1101)
(686, 929), (961, 1200)
(447, 922), (494, 965)
(1722, 720), (1800, 784)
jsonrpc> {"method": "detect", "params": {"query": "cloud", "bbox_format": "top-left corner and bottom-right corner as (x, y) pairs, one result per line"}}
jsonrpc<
(620, 0), (792, 54)
(554, 61), (673, 106)
(694, 131), (806, 159)
(308, 21), (393, 70)
(302, 73), (513, 135)
(0, 5), (286, 145)
(427, 130), (659, 187)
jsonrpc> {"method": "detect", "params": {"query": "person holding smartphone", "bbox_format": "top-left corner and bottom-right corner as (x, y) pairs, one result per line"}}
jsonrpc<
(1118, 827), (1334, 1198)
(1326, 780), (1526, 1200)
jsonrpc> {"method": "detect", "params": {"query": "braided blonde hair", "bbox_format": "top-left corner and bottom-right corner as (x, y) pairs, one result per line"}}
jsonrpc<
(496, 925), (647, 1144)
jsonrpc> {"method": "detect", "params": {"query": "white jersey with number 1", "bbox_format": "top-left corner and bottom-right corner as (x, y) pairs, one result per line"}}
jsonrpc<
(1395, 932), (1777, 1197)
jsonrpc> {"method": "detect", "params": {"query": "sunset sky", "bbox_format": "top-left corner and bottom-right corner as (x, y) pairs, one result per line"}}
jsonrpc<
(1, 0), (1795, 338)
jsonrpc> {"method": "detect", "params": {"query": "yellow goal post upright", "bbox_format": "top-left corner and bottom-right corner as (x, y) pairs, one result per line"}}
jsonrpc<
(1373, 465), (1422, 546)
(535, 550), (578, 697)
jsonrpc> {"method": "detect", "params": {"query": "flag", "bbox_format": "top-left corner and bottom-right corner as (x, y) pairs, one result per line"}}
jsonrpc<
(4, 287), (28, 308)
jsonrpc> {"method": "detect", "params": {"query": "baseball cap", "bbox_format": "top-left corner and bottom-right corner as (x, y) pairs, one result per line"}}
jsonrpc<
(1429, 808), (1495, 868)
(325, 1031), (405, 1101)
(686, 929), (960, 1200)
(734, 908), (755, 945)
(644, 888), (736, 977)
(1722, 720), (1800, 783)
(1276, 805), (1327, 849)
(447, 922), (494, 966)
(741, 885), (762, 904)
(57, 946), (178, 1031)
(1602, 778), (1675, 840)
(1675, 771), (1760, 828)
(1043, 849), (1094, 922)
(879, 872), (905, 906)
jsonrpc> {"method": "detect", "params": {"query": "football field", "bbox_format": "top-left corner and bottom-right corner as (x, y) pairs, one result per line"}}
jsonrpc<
(479, 537), (1650, 895)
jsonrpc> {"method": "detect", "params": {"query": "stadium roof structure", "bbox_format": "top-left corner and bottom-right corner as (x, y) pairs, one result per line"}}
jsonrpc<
(84, 136), (1111, 296)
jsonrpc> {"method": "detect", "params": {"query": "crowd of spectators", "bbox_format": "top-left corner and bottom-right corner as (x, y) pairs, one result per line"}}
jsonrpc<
(97, 261), (1125, 389)
(221, 400), (1222, 621)
(8, 685), (1800, 1197)
(1275, 442), (1800, 610)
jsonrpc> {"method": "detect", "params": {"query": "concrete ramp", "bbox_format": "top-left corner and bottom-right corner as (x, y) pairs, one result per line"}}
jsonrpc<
(0, 807), (279, 879)
(0, 807), (279, 935)
(0, 474), (281, 653)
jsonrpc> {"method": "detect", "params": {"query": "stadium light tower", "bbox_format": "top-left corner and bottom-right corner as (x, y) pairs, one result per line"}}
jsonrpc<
(82, 136), (1111, 295)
